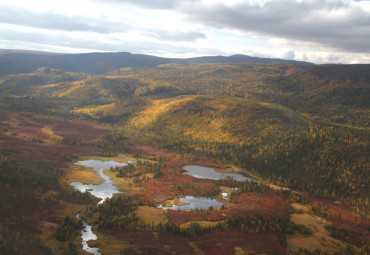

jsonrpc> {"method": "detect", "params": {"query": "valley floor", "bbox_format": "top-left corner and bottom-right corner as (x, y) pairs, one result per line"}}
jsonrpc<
(0, 110), (368, 255)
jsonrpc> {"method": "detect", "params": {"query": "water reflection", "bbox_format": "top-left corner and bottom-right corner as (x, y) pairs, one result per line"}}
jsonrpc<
(72, 159), (131, 255)
(70, 159), (128, 204)
(159, 196), (223, 210)
(76, 213), (101, 255)
(221, 192), (229, 200)
(183, 165), (252, 182)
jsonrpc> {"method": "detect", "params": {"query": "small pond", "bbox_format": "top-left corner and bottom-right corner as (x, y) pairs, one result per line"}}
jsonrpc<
(158, 196), (223, 210)
(183, 165), (252, 182)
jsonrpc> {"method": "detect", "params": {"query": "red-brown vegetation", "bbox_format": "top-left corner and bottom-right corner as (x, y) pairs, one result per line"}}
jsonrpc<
(166, 191), (288, 225)
(108, 229), (195, 254)
(0, 134), (105, 167)
(228, 191), (288, 217)
(310, 198), (370, 246)
(193, 230), (287, 255)
(135, 179), (179, 203)
(134, 157), (289, 227)
(135, 160), (222, 203)
(167, 208), (223, 225)
(108, 228), (288, 255)
(0, 111), (109, 166)
(53, 120), (110, 139)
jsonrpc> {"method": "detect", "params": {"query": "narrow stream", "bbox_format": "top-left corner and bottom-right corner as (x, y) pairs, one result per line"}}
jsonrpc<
(71, 159), (130, 255)
(76, 213), (101, 255)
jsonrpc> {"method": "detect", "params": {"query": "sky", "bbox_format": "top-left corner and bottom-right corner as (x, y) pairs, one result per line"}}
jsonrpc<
(0, 0), (370, 64)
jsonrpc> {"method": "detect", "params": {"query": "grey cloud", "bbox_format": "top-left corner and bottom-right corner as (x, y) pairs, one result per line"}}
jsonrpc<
(146, 30), (206, 42)
(0, 6), (129, 33)
(0, 27), (206, 55)
(183, 0), (370, 53)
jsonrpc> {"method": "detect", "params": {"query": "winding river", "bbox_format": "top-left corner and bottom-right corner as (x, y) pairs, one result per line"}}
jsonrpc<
(71, 159), (130, 255)
(76, 213), (101, 255)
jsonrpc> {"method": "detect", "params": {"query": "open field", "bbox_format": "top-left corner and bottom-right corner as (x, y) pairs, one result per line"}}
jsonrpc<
(63, 162), (103, 185)
(288, 213), (345, 253)
(136, 206), (168, 225)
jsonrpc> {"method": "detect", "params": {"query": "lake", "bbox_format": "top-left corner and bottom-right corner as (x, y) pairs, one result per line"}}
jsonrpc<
(183, 165), (252, 182)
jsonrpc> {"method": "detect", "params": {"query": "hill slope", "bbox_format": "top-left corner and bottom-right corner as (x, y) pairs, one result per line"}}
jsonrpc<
(0, 61), (368, 208)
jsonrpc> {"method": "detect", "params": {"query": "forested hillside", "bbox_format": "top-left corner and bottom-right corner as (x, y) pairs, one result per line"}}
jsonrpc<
(0, 58), (369, 254)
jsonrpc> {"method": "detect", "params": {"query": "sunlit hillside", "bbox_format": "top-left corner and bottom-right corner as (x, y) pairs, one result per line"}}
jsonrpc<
(124, 95), (308, 145)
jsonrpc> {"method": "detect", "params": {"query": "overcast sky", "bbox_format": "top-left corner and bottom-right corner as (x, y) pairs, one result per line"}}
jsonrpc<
(1, 0), (370, 64)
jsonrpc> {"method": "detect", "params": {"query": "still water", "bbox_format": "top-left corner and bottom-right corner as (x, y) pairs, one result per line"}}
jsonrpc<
(71, 159), (128, 204)
(158, 196), (223, 210)
(183, 165), (252, 182)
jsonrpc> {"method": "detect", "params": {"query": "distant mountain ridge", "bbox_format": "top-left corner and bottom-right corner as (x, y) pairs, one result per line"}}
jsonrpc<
(0, 50), (313, 76)
(0, 49), (63, 56)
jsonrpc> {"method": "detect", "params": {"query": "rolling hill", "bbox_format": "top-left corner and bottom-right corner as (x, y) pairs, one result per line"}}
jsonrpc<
(0, 50), (313, 76)
(0, 52), (369, 255)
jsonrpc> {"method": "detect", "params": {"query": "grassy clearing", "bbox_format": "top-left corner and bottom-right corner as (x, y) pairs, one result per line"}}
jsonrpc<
(291, 203), (310, 213)
(86, 231), (132, 255)
(41, 124), (63, 142)
(78, 153), (136, 163)
(288, 213), (345, 253)
(103, 169), (145, 196)
(136, 206), (168, 225)
(63, 162), (102, 185)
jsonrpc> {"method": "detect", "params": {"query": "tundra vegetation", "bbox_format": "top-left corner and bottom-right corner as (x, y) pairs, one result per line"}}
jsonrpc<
(0, 61), (369, 254)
